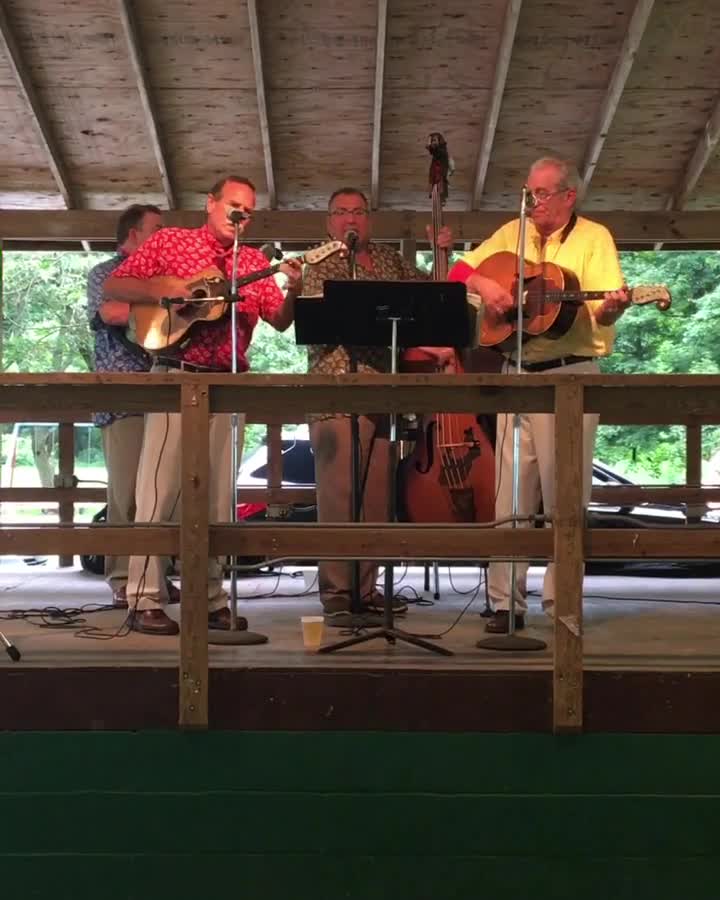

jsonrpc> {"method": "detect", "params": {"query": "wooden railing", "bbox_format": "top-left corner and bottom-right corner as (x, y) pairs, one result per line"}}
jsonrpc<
(2, 372), (720, 733)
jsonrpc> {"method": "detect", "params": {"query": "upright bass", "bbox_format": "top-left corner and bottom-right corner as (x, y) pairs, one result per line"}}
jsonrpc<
(397, 133), (496, 524)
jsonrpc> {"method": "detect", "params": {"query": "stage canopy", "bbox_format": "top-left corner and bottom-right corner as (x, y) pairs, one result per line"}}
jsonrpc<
(0, 0), (719, 248)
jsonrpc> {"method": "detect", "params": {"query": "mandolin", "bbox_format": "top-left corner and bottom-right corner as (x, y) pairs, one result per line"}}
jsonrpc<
(128, 240), (345, 351)
(470, 251), (671, 350)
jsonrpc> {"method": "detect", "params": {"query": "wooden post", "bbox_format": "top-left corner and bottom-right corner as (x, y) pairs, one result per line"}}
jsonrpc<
(57, 422), (74, 567)
(685, 421), (703, 523)
(267, 424), (283, 492)
(553, 381), (585, 733)
(179, 381), (210, 729)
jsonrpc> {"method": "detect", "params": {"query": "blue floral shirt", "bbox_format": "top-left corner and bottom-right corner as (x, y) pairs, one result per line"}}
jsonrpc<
(86, 253), (152, 427)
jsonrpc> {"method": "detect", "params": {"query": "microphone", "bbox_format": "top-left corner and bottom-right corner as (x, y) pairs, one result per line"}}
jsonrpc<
(523, 187), (537, 209)
(344, 229), (359, 249)
(227, 209), (251, 224)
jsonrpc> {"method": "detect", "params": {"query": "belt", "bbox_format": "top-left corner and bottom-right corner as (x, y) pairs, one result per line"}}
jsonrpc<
(516, 355), (593, 373)
(155, 357), (224, 373)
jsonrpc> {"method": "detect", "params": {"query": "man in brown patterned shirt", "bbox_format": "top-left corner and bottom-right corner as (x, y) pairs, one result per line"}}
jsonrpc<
(302, 187), (454, 627)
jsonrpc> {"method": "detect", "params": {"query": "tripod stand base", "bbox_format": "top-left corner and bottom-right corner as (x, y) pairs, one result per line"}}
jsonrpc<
(476, 634), (547, 651)
(318, 626), (453, 656)
(208, 629), (269, 646)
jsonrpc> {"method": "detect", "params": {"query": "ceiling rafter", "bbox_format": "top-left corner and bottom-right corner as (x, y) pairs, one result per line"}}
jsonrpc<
(669, 92), (720, 210)
(0, 3), (76, 209)
(117, 0), (176, 210)
(471, 0), (523, 210)
(578, 0), (655, 200)
(247, 0), (276, 208)
(370, 0), (388, 210)
(654, 92), (720, 250)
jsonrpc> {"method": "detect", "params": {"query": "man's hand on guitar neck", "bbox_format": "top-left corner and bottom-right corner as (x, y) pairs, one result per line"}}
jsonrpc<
(595, 287), (630, 326)
(465, 273), (515, 324)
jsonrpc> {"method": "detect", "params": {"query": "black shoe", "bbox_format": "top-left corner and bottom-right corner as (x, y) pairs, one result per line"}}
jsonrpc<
(323, 610), (384, 629)
(208, 608), (248, 631)
(484, 610), (526, 634)
(363, 593), (409, 616)
(129, 609), (179, 636)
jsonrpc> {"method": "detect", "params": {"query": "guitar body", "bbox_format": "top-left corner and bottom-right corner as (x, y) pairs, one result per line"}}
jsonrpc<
(125, 240), (345, 352)
(476, 251), (581, 350)
(129, 297), (228, 352)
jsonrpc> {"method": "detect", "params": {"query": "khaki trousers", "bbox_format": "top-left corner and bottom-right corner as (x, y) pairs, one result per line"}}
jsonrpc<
(126, 409), (241, 611)
(488, 359), (599, 613)
(310, 415), (390, 612)
(101, 416), (146, 591)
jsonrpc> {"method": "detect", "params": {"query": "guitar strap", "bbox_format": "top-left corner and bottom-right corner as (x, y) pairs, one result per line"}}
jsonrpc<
(559, 212), (577, 245)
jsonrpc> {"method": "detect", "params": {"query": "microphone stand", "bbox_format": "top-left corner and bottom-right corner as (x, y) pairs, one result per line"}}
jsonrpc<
(208, 219), (268, 646)
(477, 186), (546, 652)
(346, 237), (363, 619)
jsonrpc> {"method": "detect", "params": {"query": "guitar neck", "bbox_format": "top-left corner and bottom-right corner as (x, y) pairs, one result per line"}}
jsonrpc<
(540, 291), (606, 302)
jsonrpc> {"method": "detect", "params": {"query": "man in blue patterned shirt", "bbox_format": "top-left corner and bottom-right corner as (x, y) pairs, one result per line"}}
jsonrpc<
(86, 204), (166, 608)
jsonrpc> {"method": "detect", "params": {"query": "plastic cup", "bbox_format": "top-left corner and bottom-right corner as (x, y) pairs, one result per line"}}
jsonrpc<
(301, 615), (324, 649)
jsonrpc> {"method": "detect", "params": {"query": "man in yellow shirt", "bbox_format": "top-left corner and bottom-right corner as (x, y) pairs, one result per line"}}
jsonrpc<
(451, 157), (629, 634)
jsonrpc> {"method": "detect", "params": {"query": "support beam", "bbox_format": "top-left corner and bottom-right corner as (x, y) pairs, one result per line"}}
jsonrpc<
(655, 87), (720, 249)
(579, 0), (655, 200)
(4, 209), (720, 245)
(370, 0), (388, 209)
(0, 3), (76, 208)
(117, 0), (176, 209)
(471, 0), (522, 209)
(247, 0), (276, 208)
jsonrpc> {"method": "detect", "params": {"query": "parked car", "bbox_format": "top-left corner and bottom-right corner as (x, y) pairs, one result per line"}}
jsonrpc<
(235, 436), (720, 576)
(80, 434), (720, 576)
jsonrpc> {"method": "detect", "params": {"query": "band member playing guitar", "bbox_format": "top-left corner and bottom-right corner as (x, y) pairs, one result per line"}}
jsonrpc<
(449, 156), (633, 635)
(102, 175), (303, 636)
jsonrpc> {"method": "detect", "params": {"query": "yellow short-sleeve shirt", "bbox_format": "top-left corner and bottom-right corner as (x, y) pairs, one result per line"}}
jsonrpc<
(460, 215), (624, 364)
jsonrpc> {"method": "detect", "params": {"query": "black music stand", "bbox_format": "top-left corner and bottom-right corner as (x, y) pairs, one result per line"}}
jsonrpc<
(295, 279), (472, 656)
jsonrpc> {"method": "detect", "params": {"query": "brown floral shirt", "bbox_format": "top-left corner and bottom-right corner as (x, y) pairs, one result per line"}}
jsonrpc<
(302, 242), (427, 421)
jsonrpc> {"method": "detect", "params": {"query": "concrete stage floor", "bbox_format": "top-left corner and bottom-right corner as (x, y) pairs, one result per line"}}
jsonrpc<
(1, 557), (718, 671)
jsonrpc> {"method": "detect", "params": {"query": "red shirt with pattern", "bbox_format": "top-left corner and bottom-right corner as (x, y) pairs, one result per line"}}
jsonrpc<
(112, 224), (284, 370)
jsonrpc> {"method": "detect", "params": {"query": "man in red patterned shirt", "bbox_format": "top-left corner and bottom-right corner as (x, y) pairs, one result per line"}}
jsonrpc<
(103, 175), (302, 635)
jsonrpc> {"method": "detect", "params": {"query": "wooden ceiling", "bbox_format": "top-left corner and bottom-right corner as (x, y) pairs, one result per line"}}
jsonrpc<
(1, 0), (720, 246)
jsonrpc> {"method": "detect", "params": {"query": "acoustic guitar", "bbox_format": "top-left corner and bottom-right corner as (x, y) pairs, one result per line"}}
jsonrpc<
(469, 251), (671, 350)
(128, 240), (345, 351)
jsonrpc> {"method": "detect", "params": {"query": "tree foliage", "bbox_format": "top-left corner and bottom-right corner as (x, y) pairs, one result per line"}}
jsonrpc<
(3, 248), (720, 479)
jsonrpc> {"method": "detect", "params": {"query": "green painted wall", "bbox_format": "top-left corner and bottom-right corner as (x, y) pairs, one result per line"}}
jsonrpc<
(1, 732), (718, 899)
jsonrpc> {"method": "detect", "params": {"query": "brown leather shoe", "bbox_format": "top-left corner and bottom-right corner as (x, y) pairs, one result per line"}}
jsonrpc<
(208, 608), (248, 631)
(484, 610), (526, 634)
(129, 609), (179, 636)
(166, 581), (181, 604)
(111, 585), (128, 609)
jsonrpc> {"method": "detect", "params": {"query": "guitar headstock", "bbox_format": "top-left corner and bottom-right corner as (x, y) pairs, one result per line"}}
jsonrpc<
(629, 284), (672, 311)
(304, 240), (345, 265)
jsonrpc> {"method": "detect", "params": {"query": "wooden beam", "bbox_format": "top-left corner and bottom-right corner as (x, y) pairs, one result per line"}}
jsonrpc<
(471, 0), (523, 209)
(57, 423), (75, 567)
(0, 4), (76, 208)
(578, 0), (655, 199)
(655, 86), (720, 249)
(5, 209), (720, 244)
(179, 381), (209, 729)
(553, 382), (584, 734)
(117, 0), (176, 209)
(2, 521), (720, 561)
(370, 0), (388, 209)
(670, 90), (720, 210)
(247, 0), (276, 208)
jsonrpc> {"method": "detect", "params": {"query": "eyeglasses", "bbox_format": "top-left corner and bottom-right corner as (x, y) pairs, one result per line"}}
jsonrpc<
(328, 207), (369, 217)
(531, 187), (569, 202)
